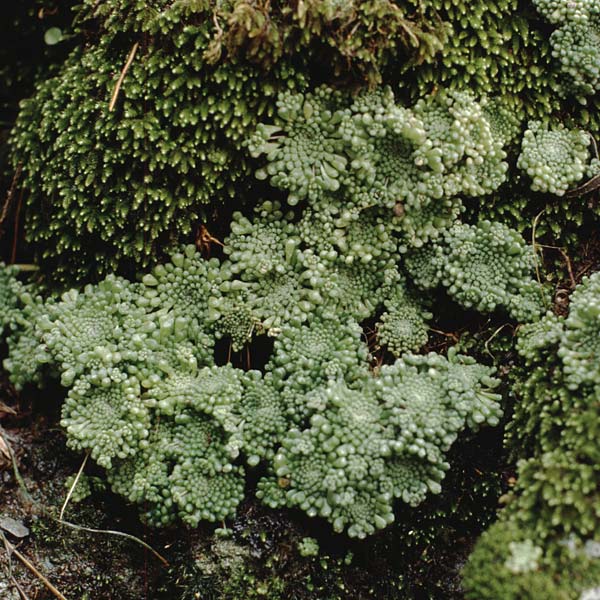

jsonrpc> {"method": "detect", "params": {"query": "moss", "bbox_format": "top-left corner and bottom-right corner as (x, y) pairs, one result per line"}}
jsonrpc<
(204, 0), (448, 85)
(463, 520), (600, 600)
(10, 2), (307, 283)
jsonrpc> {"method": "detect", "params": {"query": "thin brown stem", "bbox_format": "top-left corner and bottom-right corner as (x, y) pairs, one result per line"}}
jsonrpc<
(1, 532), (67, 600)
(1, 531), (31, 600)
(429, 328), (459, 342)
(56, 520), (169, 567)
(558, 248), (576, 289)
(0, 163), (22, 232)
(59, 452), (90, 521)
(109, 42), (140, 112)
(531, 210), (549, 310)
(10, 188), (24, 264)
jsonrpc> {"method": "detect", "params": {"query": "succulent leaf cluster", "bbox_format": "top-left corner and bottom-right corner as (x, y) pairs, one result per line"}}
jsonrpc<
(4, 1), (600, 595)
(517, 121), (591, 196)
(405, 221), (546, 321)
(375, 303), (431, 358)
(0, 263), (23, 333)
(2, 73), (555, 537)
(557, 273), (600, 389)
(534, 0), (600, 99)
(258, 350), (501, 538)
(0, 217), (506, 536)
(212, 199), (416, 338)
(249, 86), (508, 250)
(3, 290), (54, 390)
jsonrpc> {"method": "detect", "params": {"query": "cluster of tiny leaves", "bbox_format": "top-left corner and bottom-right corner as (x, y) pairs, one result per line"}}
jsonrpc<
(402, 0), (563, 123)
(511, 275), (600, 540)
(463, 520), (600, 600)
(464, 272), (600, 598)
(0, 202), (508, 537)
(4, 1), (600, 593)
(249, 86), (508, 251)
(517, 121), (591, 196)
(533, 0), (600, 100)
(404, 221), (546, 321)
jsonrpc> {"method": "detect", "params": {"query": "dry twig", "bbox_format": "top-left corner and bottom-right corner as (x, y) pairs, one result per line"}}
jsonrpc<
(59, 452), (89, 521)
(1, 531), (67, 600)
(1, 530), (31, 600)
(0, 400), (17, 417)
(56, 519), (169, 567)
(429, 328), (459, 343)
(0, 163), (23, 234)
(109, 42), (140, 112)
(196, 224), (224, 258)
(0, 426), (33, 504)
(11, 188), (24, 264)
(484, 324), (512, 360)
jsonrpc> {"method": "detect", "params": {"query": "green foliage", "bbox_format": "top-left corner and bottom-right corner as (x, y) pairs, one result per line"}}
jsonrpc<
(462, 520), (600, 600)
(62, 373), (149, 468)
(552, 17), (600, 99)
(533, 0), (597, 23)
(0, 263), (22, 332)
(10, 1), (306, 282)
(405, 221), (546, 320)
(504, 538), (543, 574)
(258, 350), (501, 538)
(249, 87), (349, 206)
(140, 244), (222, 349)
(297, 537), (319, 558)
(0, 268), (55, 390)
(0, 201), (508, 535)
(236, 372), (287, 466)
(108, 404), (245, 527)
(63, 473), (106, 503)
(375, 302), (431, 358)
(64, 473), (93, 503)
(213, 200), (408, 336)
(223, 202), (299, 280)
(6, 0), (600, 593)
(266, 313), (370, 424)
(403, 0), (561, 121)
(203, 0), (447, 84)
(3, 66), (558, 537)
(250, 86), (508, 253)
(375, 280), (432, 357)
(481, 96), (523, 147)
(37, 275), (148, 387)
(515, 312), (564, 362)
(517, 121), (591, 196)
(534, 0), (600, 100)
(558, 272), (600, 389)
(3, 291), (54, 390)
(464, 273), (600, 598)
(510, 280), (600, 540)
